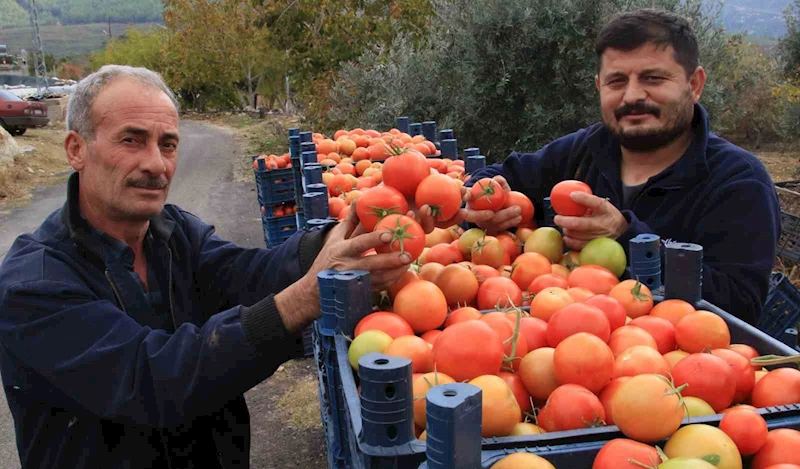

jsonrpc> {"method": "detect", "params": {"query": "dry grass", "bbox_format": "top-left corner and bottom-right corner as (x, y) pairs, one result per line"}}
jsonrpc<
(274, 372), (324, 431)
(0, 123), (72, 209)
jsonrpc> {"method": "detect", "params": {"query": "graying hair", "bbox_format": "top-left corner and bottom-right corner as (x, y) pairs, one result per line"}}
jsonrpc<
(66, 65), (180, 140)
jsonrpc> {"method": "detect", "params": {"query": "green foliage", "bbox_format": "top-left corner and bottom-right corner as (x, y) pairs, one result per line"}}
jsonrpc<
(89, 27), (167, 71)
(315, 0), (739, 161)
(0, 0), (30, 29)
(780, 0), (800, 78)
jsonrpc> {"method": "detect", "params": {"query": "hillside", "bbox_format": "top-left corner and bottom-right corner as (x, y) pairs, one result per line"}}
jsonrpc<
(0, 22), (163, 59)
(0, 0), (163, 29)
(716, 0), (793, 38)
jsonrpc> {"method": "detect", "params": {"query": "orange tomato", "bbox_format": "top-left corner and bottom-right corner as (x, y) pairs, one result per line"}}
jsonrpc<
(608, 280), (654, 318)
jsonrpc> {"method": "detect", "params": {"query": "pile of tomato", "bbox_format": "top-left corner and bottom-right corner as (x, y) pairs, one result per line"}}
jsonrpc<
(253, 152), (293, 171)
(260, 201), (298, 218)
(306, 127), (800, 469)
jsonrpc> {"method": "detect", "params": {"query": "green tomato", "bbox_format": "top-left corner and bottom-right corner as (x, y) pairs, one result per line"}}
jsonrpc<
(659, 457), (718, 469)
(683, 397), (717, 419)
(524, 227), (564, 264)
(348, 330), (393, 370)
(579, 237), (627, 277)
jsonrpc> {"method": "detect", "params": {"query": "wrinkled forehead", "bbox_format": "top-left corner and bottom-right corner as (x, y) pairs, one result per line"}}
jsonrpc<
(599, 43), (683, 76)
(91, 78), (179, 134)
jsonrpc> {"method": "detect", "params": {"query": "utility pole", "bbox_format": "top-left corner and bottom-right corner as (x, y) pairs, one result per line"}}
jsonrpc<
(28, 0), (49, 96)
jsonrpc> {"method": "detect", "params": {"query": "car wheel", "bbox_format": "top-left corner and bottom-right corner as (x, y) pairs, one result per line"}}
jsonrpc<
(10, 128), (26, 136)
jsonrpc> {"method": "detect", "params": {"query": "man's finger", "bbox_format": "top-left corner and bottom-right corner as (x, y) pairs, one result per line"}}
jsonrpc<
(489, 216), (523, 234)
(436, 208), (467, 230)
(342, 199), (360, 239)
(417, 205), (436, 234)
(490, 206), (522, 226)
(370, 266), (412, 291)
(341, 230), (394, 257)
(492, 176), (512, 193)
(570, 192), (609, 211)
(553, 214), (596, 231)
(563, 236), (588, 251)
(353, 251), (412, 273)
(561, 227), (594, 242)
(465, 209), (495, 224)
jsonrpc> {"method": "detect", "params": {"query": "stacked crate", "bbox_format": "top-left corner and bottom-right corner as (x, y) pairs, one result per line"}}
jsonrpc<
(252, 156), (298, 249)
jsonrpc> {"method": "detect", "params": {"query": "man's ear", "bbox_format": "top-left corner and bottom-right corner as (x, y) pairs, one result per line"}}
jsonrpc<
(65, 130), (87, 171)
(595, 74), (601, 93)
(689, 66), (707, 103)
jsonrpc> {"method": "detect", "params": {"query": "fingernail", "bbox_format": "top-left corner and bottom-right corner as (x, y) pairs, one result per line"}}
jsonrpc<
(512, 206), (521, 215)
(400, 253), (411, 263)
(380, 232), (392, 242)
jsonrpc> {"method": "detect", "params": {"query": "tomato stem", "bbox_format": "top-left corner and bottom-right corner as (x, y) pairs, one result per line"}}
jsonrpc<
(631, 281), (653, 302)
(750, 354), (800, 367)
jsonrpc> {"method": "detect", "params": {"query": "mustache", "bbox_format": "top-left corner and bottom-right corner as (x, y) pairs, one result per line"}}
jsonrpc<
(127, 176), (169, 189)
(615, 102), (661, 120)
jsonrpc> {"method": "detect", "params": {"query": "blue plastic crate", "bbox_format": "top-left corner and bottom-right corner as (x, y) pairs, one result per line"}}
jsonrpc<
(301, 324), (313, 359)
(260, 202), (296, 218)
(261, 214), (297, 248)
(254, 166), (295, 206)
(759, 272), (800, 339)
(778, 210), (800, 262)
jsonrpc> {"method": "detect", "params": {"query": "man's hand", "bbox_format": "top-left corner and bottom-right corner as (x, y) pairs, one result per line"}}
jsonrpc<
(553, 192), (629, 250)
(463, 176), (521, 234)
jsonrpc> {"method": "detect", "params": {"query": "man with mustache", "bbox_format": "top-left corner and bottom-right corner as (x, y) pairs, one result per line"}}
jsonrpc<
(464, 9), (780, 325)
(0, 65), (412, 468)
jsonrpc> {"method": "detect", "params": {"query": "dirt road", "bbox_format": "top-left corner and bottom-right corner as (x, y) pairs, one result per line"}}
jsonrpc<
(0, 120), (326, 468)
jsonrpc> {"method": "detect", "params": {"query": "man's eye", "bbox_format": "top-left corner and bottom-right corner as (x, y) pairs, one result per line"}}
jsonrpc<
(122, 137), (136, 143)
(608, 79), (626, 86)
(643, 76), (664, 82)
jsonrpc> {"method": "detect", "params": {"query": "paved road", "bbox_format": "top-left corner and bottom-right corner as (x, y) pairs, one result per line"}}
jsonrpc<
(0, 121), (325, 468)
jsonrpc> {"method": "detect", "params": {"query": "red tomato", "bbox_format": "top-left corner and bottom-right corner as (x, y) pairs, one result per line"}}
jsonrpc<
(553, 332), (614, 393)
(356, 185), (409, 231)
(592, 438), (661, 469)
(328, 197), (346, 218)
(612, 345), (670, 378)
(729, 344), (761, 371)
(511, 252), (552, 290)
(328, 174), (353, 197)
(752, 429), (800, 469)
(382, 149), (430, 199)
(415, 174), (463, 221)
(750, 368), (800, 408)
(567, 265), (620, 294)
(444, 306), (482, 328)
(421, 329), (442, 346)
(432, 320), (505, 382)
(629, 316), (677, 355)
(672, 353), (737, 413)
(481, 312), (529, 371)
(608, 325), (658, 358)
(499, 371), (533, 413)
(598, 378), (631, 426)
(711, 348), (756, 404)
(585, 295), (628, 332)
(550, 180), (593, 216)
(496, 232), (522, 263)
(384, 335), (434, 373)
(502, 191), (535, 223)
(426, 243), (464, 265)
(375, 215), (426, 262)
(519, 317), (548, 351)
(719, 408), (768, 456)
(354, 312), (414, 339)
(539, 384), (606, 431)
(546, 303), (611, 347)
(468, 178), (506, 211)
(477, 277), (524, 310)
(393, 280), (448, 334)
(471, 264), (500, 284)
(528, 273), (569, 294)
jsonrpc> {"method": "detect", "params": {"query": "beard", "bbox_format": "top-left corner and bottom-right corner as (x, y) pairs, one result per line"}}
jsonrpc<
(603, 90), (695, 153)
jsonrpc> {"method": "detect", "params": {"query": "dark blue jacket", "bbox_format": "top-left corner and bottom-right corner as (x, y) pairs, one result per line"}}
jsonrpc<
(0, 172), (327, 469)
(469, 104), (780, 325)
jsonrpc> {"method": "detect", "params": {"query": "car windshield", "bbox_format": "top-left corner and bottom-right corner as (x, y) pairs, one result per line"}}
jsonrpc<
(0, 90), (23, 102)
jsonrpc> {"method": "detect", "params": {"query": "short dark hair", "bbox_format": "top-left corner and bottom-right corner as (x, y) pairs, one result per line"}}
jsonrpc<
(595, 9), (699, 77)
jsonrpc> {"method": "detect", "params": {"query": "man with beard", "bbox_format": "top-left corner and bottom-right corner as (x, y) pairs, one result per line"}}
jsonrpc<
(464, 9), (780, 325)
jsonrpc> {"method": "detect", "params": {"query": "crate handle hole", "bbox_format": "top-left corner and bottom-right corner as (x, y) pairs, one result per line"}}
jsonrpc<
(646, 251), (653, 259)
(374, 358), (390, 366)
(681, 244), (692, 248)
(387, 425), (398, 441)
(443, 390), (458, 397)
(646, 278), (654, 286)
(385, 384), (396, 399)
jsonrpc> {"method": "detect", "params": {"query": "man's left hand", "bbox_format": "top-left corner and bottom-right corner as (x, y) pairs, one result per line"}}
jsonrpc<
(553, 192), (629, 250)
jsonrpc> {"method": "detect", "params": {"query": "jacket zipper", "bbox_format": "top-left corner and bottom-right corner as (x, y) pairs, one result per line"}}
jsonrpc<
(167, 248), (177, 331)
(104, 270), (127, 312)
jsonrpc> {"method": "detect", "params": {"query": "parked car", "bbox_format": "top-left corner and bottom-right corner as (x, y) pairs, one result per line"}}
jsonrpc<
(0, 89), (48, 136)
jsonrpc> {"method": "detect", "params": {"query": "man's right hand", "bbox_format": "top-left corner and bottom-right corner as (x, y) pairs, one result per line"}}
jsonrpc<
(464, 176), (522, 234)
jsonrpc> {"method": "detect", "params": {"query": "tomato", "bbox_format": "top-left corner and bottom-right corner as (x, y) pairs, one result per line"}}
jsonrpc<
(444, 306), (482, 328)
(426, 243), (464, 265)
(612, 374), (685, 443)
(524, 227), (564, 264)
(529, 287), (574, 322)
(477, 277), (524, 310)
(468, 178), (506, 211)
(496, 232), (522, 263)
(337, 203), (351, 220)
(425, 228), (452, 247)
(382, 149), (430, 199)
(458, 228), (486, 256)
(598, 378), (631, 426)
(388, 270), (421, 300)
(470, 264), (500, 284)
(420, 329), (442, 346)
(356, 185), (409, 231)
(328, 174), (354, 196)
(435, 264), (479, 308)
(519, 317), (548, 351)
(719, 408), (768, 456)
(412, 371), (456, 428)
(550, 180), (593, 216)
(547, 303), (611, 346)
(415, 174), (463, 221)
(492, 453), (555, 469)
(348, 330), (393, 370)
(729, 344), (761, 372)
(433, 320), (504, 382)
(375, 214), (426, 262)
(660, 459), (718, 469)
(663, 350), (690, 370)
(750, 368), (800, 408)
(527, 274), (568, 294)
(510, 252), (552, 290)
(711, 348), (756, 404)
(499, 371), (533, 413)
(516, 226), (536, 243)
(469, 375), (522, 437)
(609, 280), (654, 318)
(550, 264), (570, 279)
(539, 384), (605, 431)
(567, 287), (596, 303)
(502, 191), (535, 223)
(608, 325), (659, 358)
(579, 237), (627, 277)
(585, 294), (628, 332)
(673, 353), (737, 413)
(664, 424), (743, 469)
(683, 396), (716, 418)
(355, 311), (414, 339)
(481, 312), (529, 371)
(752, 429), (800, 469)
(675, 311), (731, 353)
(553, 332), (615, 393)
(613, 345), (670, 378)
(384, 335), (434, 373)
(629, 316), (676, 355)
(393, 280), (448, 333)
(419, 262), (444, 282)
(650, 299), (696, 327)
(470, 236), (506, 268)
(510, 423), (546, 436)
(519, 348), (560, 401)
(592, 438), (661, 469)
(567, 265), (620, 294)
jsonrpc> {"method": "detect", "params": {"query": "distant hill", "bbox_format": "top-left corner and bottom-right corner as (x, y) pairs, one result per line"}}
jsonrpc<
(0, 0), (163, 29)
(715, 0), (793, 39)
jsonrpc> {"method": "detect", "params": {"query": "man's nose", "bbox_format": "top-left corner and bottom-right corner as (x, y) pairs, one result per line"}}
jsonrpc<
(139, 140), (167, 175)
(622, 78), (648, 104)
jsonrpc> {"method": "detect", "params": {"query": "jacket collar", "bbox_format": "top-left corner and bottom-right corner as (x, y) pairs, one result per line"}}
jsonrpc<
(586, 103), (712, 189)
(61, 172), (177, 263)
